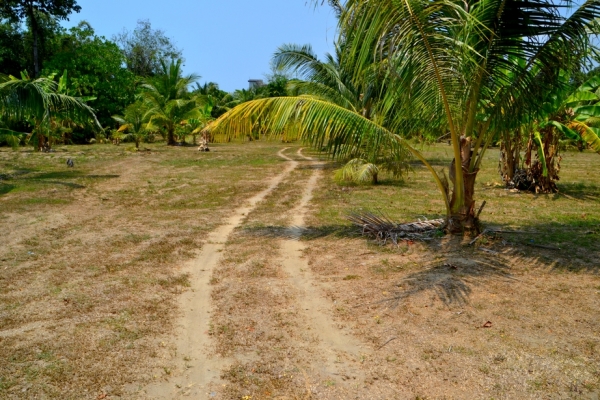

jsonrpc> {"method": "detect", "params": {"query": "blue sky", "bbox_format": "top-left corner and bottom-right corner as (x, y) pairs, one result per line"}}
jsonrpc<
(62, 1), (337, 92)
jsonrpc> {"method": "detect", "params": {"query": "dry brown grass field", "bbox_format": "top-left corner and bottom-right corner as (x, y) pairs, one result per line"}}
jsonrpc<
(0, 141), (598, 399)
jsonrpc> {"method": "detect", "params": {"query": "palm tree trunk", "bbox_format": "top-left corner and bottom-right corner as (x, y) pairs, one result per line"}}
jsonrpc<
(38, 131), (46, 152)
(526, 127), (560, 193)
(27, 5), (41, 78)
(448, 137), (480, 233)
(167, 129), (176, 146)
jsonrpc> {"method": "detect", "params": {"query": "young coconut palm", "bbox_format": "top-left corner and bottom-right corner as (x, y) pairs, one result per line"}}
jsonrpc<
(0, 72), (101, 151)
(112, 101), (155, 149)
(0, 121), (23, 149)
(273, 43), (409, 184)
(141, 59), (200, 145)
(341, 0), (600, 231)
(206, 0), (600, 233)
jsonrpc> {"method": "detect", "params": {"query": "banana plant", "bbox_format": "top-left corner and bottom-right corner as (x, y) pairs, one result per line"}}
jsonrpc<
(569, 76), (600, 153)
(510, 74), (600, 193)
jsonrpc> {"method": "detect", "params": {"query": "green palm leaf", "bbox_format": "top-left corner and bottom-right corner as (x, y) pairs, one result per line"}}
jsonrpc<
(0, 75), (102, 135)
(334, 159), (380, 184)
(205, 96), (451, 214)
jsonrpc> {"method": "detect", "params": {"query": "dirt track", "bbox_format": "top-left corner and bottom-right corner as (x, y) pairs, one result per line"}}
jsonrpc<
(142, 148), (370, 398)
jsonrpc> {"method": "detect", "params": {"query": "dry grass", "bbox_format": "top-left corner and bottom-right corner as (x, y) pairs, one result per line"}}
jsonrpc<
(1, 141), (599, 399)
(208, 157), (319, 398)
(0, 141), (285, 398)
(300, 144), (600, 398)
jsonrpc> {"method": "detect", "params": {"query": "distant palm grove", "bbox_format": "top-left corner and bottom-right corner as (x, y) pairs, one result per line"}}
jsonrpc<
(2, 0), (600, 233)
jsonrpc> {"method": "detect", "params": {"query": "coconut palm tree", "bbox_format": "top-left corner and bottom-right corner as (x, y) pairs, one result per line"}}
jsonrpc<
(0, 71), (101, 150)
(273, 42), (409, 184)
(192, 82), (234, 118)
(141, 59), (200, 145)
(111, 101), (155, 148)
(205, 0), (600, 233)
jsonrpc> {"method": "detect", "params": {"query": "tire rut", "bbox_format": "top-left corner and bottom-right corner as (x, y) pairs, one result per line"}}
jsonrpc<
(279, 149), (365, 379)
(143, 148), (299, 399)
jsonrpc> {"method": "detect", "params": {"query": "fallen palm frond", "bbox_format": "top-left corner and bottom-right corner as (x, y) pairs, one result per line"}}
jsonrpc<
(348, 211), (445, 245)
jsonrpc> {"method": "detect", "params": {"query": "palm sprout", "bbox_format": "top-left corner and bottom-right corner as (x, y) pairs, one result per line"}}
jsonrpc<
(334, 158), (380, 184)
(112, 102), (155, 148)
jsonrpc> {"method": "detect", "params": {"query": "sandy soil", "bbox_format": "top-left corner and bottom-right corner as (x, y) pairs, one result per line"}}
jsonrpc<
(143, 149), (300, 398)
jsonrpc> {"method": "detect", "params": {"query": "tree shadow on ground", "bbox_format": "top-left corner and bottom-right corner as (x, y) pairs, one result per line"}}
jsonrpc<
(85, 174), (120, 179)
(485, 219), (599, 274)
(43, 180), (86, 189)
(244, 215), (599, 307)
(1, 170), (120, 192)
(0, 183), (16, 195)
(242, 224), (358, 241)
(245, 223), (515, 306)
(28, 171), (84, 180)
(297, 163), (324, 170)
(382, 251), (515, 308)
(552, 182), (600, 201)
(409, 158), (451, 168)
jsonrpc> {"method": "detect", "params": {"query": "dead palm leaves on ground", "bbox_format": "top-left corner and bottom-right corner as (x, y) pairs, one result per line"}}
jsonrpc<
(348, 211), (445, 245)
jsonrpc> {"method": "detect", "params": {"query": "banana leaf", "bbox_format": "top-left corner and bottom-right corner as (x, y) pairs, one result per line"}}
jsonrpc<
(578, 76), (600, 92)
(565, 91), (599, 105)
(573, 105), (600, 118)
(545, 120), (580, 140)
(582, 126), (600, 153)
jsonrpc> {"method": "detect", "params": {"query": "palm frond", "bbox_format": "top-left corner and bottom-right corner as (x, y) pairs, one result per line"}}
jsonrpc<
(334, 158), (379, 184)
(348, 211), (445, 244)
(0, 76), (101, 131)
(205, 96), (451, 215)
(0, 128), (23, 149)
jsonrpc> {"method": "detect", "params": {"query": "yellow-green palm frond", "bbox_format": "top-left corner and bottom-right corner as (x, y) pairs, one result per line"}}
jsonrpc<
(205, 96), (451, 214)
(205, 96), (406, 162)
(116, 123), (131, 133)
(570, 120), (600, 153)
(334, 159), (379, 184)
(0, 127), (23, 149)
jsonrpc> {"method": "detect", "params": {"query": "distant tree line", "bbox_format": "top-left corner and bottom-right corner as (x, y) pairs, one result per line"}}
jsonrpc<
(0, 1), (290, 148)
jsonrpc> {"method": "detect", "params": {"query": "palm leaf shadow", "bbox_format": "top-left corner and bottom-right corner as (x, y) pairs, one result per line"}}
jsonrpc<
(242, 224), (357, 241)
(381, 255), (516, 308)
